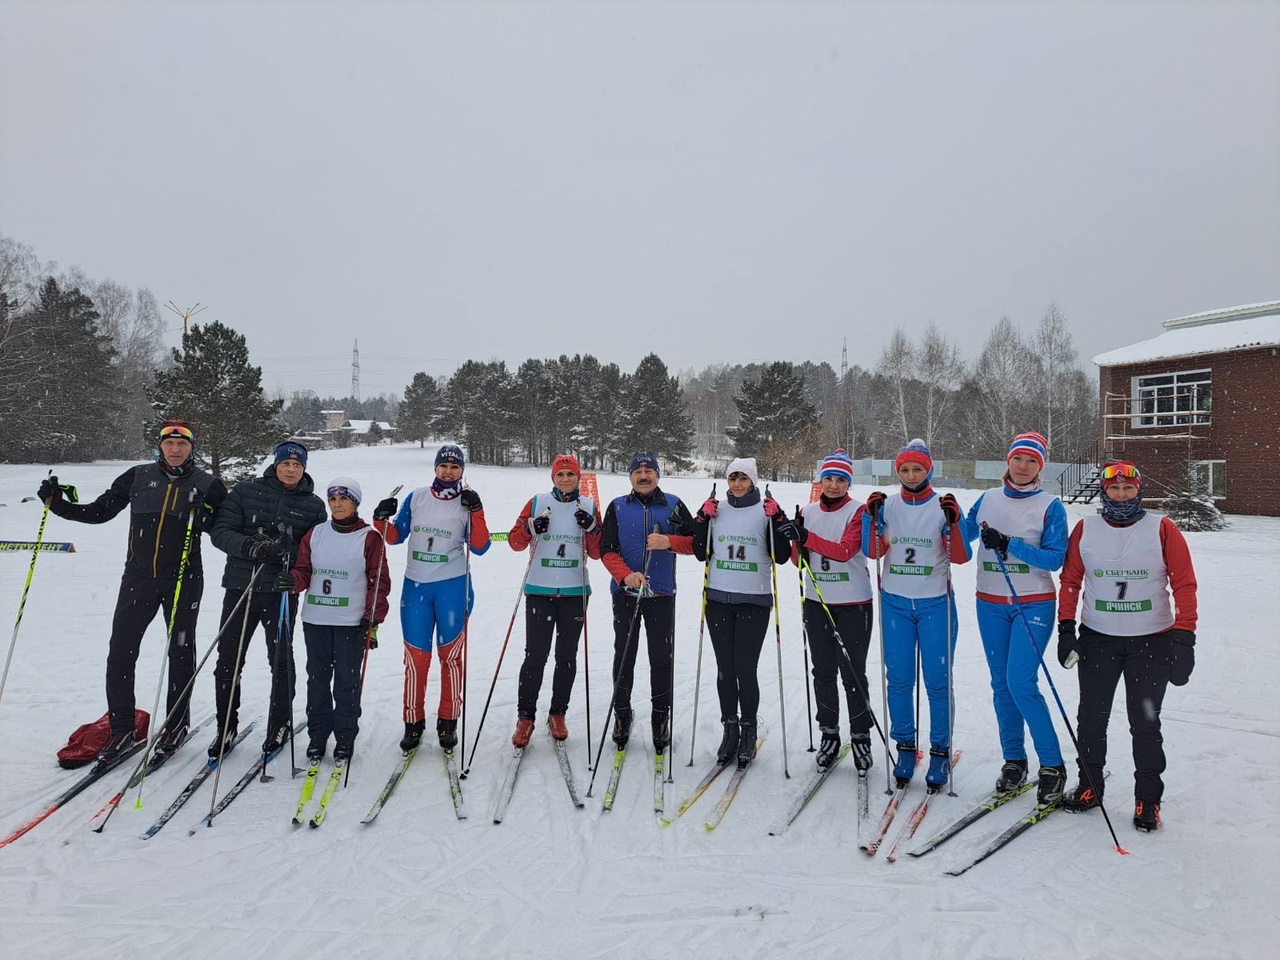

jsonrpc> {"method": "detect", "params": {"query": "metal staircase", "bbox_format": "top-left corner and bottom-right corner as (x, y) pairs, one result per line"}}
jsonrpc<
(1058, 441), (1101, 504)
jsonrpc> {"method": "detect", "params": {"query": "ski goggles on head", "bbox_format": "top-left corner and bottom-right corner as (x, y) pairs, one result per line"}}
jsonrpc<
(327, 485), (359, 502)
(158, 425), (194, 442)
(1100, 462), (1141, 483)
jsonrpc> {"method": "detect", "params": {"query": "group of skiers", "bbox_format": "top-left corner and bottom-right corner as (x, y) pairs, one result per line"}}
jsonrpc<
(36, 421), (1198, 834)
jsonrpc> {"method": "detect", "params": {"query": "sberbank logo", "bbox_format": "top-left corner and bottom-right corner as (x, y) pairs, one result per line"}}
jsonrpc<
(891, 536), (933, 546)
(716, 534), (756, 544)
(1092, 568), (1150, 579)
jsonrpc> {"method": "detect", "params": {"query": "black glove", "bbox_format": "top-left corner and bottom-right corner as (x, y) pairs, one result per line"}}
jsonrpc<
(460, 489), (482, 513)
(773, 516), (804, 547)
(1058, 620), (1080, 669)
(244, 533), (284, 564)
(980, 526), (1010, 555)
(938, 493), (961, 525)
(38, 475), (63, 506)
(373, 497), (399, 522)
(531, 513), (550, 535)
(574, 508), (598, 532)
(360, 618), (379, 650)
(864, 491), (886, 522)
(1167, 629), (1195, 686)
(273, 570), (296, 593)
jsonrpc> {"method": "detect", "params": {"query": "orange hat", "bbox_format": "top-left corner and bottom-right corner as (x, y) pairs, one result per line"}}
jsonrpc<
(551, 454), (581, 479)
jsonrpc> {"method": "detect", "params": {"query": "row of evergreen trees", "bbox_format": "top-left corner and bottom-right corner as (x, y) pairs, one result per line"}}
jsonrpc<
(1, 231), (1097, 482)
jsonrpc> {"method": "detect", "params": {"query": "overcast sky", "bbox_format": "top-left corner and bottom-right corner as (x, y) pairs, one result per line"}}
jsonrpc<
(2, 0), (1277, 401)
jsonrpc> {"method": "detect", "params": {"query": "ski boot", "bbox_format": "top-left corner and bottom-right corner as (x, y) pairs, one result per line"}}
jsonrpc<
(208, 725), (238, 760)
(652, 712), (671, 753)
(925, 746), (951, 793)
(1037, 765), (1068, 804)
(1062, 780), (1104, 813)
(399, 720), (425, 752)
(737, 720), (758, 767)
(512, 716), (535, 748)
(716, 718), (740, 765)
(1133, 799), (1161, 832)
(995, 758), (1028, 793)
(547, 713), (568, 742)
(612, 708), (633, 747)
(893, 740), (917, 786)
(850, 732), (873, 772)
(97, 729), (139, 765)
(816, 726), (841, 769)
(151, 723), (189, 765)
(437, 718), (459, 750)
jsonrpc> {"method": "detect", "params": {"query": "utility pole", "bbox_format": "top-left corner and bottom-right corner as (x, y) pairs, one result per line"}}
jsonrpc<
(163, 301), (208, 337)
(351, 339), (361, 403)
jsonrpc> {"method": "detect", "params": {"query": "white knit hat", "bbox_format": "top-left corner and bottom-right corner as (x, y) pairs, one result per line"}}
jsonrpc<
(326, 476), (363, 506)
(725, 457), (759, 486)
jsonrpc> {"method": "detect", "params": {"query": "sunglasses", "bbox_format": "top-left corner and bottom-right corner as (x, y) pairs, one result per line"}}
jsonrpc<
(327, 488), (357, 501)
(159, 426), (194, 441)
(1101, 463), (1141, 482)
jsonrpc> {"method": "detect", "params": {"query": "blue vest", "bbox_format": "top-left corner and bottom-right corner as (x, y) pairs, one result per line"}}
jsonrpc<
(609, 489), (685, 597)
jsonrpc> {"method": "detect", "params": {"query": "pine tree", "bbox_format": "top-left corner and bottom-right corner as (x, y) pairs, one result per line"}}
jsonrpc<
(620, 354), (694, 471)
(148, 321), (283, 481)
(399, 372), (445, 448)
(1162, 462), (1228, 532)
(729, 361), (819, 476)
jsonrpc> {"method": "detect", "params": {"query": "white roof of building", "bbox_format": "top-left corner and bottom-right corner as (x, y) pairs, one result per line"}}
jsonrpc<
(1092, 300), (1280, 367)
(345, 419), (395, 433)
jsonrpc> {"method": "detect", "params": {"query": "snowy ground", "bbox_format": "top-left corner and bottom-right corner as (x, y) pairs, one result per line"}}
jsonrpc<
(1, 444), (1276, 960)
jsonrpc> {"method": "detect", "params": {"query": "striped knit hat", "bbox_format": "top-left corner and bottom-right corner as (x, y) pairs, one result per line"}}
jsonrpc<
(895, 438), (933, 474)
(819, 449), (854, 484)
(1007, 431), (1048, 471)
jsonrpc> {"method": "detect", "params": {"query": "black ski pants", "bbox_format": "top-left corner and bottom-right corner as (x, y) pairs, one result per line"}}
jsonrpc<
(517, 594), (586, 718)
(105, 572), (203, 737)
(704, 598), (769, 722)
(804, 599), (874, 734)
(610, 592), (674, 721)
(302, 621), (363, 749)
(1074, 626), (1172, 803)
(212, 588), (298, 735)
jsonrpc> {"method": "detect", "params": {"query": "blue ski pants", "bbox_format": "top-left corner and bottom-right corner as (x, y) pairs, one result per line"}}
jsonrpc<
(976, 598), (1062, 767)
(881, 590), (957, 748)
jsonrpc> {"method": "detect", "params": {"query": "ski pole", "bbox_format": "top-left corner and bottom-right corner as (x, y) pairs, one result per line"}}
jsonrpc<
(687, 483), (714, 767)
(765, 485), (790, 780)
(206, 560), (266, 822)
(795, 507), (815, 753)
(0, 473), (55, 713)
(458, 482), (478, 772)
(990, 539), (1129, 855)
(944, 581), (957, 796)
(94, 565), (261, 832)
(581, 523), (593, 773)
(872, 508), (893, 795)
(348, 488), (397, 786)
(133, 490), (198, 802)
(587, 524), (656, 796)
(798, 554), (892, 754)
(459, 542), (537, 779)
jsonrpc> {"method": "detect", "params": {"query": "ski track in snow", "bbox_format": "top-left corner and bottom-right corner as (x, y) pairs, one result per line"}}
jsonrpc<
(1, 450), (1277, 960)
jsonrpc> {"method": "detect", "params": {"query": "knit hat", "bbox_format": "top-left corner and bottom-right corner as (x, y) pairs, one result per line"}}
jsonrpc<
(725, 457), (759, 486)
(1099, 460), (1141, 491)
(326, 476), (363, 505)
(895, 438), (933, 475)
(819, 448), (854, 484)
(1007, 432), (1048, 471)
(551, 454), (581, 478)
(435, 444), (465, 469)
(274, 441), (308, 468)
(158, 419), (194, 443)
(628, 451), (660, 476)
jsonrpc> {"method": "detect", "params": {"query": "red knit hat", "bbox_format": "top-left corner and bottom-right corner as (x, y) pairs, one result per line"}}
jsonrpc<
(551, 454), (581, 479)
(1007, 431), (1048, 470)
(895, 438), (933, 474)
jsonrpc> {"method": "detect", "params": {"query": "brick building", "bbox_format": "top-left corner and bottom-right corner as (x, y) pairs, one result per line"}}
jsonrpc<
(1091, 300), (1280, 517)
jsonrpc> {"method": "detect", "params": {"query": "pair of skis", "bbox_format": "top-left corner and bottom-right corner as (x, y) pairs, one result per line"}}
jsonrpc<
(659, 730), (767, 830)
(362, 744), (467, 825)
(861, 750), (963, 860)
(293, 758), (346, 827)
(140, 723), (259, 839)
(188, 719), (307, 834)
(493, 726), (584, 823)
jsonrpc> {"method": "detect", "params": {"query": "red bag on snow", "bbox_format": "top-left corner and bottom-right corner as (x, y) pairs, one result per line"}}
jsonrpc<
(56, 710), (150, 769)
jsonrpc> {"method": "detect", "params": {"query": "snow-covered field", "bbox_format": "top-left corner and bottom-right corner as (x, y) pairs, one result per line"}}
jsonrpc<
(1, 444), (1276, 960)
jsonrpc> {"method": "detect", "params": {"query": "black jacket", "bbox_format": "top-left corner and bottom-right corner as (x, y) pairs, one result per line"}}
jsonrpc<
(51, 462), (227, 579)
(210, 465), (326, 592)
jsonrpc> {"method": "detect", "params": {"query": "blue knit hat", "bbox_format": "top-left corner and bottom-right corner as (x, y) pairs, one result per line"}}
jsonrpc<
(819, 448), (854, 484)
(435, 444), (465, 469)
(628, 451), (660, 476)
(274, 441), (308, 468)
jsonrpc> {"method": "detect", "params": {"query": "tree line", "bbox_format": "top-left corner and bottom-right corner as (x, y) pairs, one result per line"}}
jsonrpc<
(2, 231), (1097, 481)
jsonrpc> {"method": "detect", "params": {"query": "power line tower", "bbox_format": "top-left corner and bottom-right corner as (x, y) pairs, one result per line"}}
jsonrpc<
(840, 337), (855, 456)
(351, 339), (361, 403)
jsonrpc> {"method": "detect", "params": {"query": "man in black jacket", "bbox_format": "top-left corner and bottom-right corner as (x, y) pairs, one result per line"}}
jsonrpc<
(38, 419), (227, 763)
(209, 441), (326, 756)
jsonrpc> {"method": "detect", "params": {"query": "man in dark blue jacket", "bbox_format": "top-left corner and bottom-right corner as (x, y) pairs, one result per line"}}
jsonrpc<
(209, 441), (326, 757)
(598, 452), (695, 752)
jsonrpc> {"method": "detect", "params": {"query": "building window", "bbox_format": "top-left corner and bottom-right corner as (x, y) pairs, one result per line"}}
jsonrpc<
(1194, 460), (1226, 499)
(1131, 369), (1212, 428)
